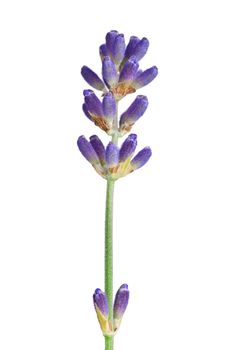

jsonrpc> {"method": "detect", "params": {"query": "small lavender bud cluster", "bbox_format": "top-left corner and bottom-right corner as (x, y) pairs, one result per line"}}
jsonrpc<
(93, 284), (129, 336)
(77, 30), (158, 180)
(77, 133), (152, 180)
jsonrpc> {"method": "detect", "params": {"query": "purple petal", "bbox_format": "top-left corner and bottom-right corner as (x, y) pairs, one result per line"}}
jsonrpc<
(99, 44), (108, 61)
(77, 135), (100, 164)
(132, 37), (149, 61)
(83, 89), (103, 117)
(81, 66), (105, 91)
(135, 69), (143, 78)
(112, 34), (126, 65)
(130, 147), (152, 170)
(120, 95), (148, 127)
(102, 56), (118, 88)
(113, 284), (129, 320)
(90, 135), (106, 165)
(119, 134), (137, 162)
(103, 92), (116, 120)
(106, 142), (119, 168)
(119, 56), (139, 82)
(106, 30), (118, 57)
(133, 66), (158, 89)
(93, 288), (109, 317)
(124, 36), (140, 59)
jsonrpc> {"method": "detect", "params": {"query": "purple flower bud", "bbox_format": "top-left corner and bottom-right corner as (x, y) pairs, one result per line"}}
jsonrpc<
(132, 37), (149, 61)
(119, 134), (137, 162)
(119, 56), (139, 83)
(106, 30), (118, 57)
(119, 95), (148, 132)
(102, 56), (118, 88)
(83, 90), (112, 134)
(113, 284), (129, 320)
(99, 44), (108, 61)
(83, 90), (103, 117)
(82, 103), (92, 120)
(93, 288), (109, 318)
(124, 36), (140, 59)
(112, 34), (126, 65)
(81, 66), (105, 91)
(133, 66), (158, 89)
(131, 147), (152, 170)
(103, 92), (116, 121)
(90, 135), (106, 166)
(77, 136), (100, 164)
(106, 142), (119, 168)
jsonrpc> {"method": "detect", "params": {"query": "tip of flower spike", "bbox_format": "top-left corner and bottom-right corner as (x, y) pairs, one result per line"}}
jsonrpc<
(112, 33), (126, 65)
(106, 30), (119, 56)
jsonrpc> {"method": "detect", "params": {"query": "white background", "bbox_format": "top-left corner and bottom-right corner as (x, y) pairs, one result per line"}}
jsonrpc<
(0, 0), (233, 349)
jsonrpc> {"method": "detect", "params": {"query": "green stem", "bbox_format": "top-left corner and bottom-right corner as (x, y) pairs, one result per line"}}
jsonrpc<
(105, 179), (115, 350)
(105, 336), (113, 350)
(104, 100), (118, 350)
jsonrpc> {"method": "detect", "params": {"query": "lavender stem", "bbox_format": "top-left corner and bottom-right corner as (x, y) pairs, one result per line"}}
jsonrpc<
(105, 179), (115, 350)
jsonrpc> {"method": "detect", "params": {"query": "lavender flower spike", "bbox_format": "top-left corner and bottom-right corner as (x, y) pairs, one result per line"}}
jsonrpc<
(119, 95), (148, 134)
(93, 288), (112, 336)
(77, 30), (158, 344)
(130, 146), (152, 170)
(81, 66), (106, 92)
(113, 284), (129, 332)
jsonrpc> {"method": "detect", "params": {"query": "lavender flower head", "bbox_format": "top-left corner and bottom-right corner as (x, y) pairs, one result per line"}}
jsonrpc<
(78, 30), (158, 180)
